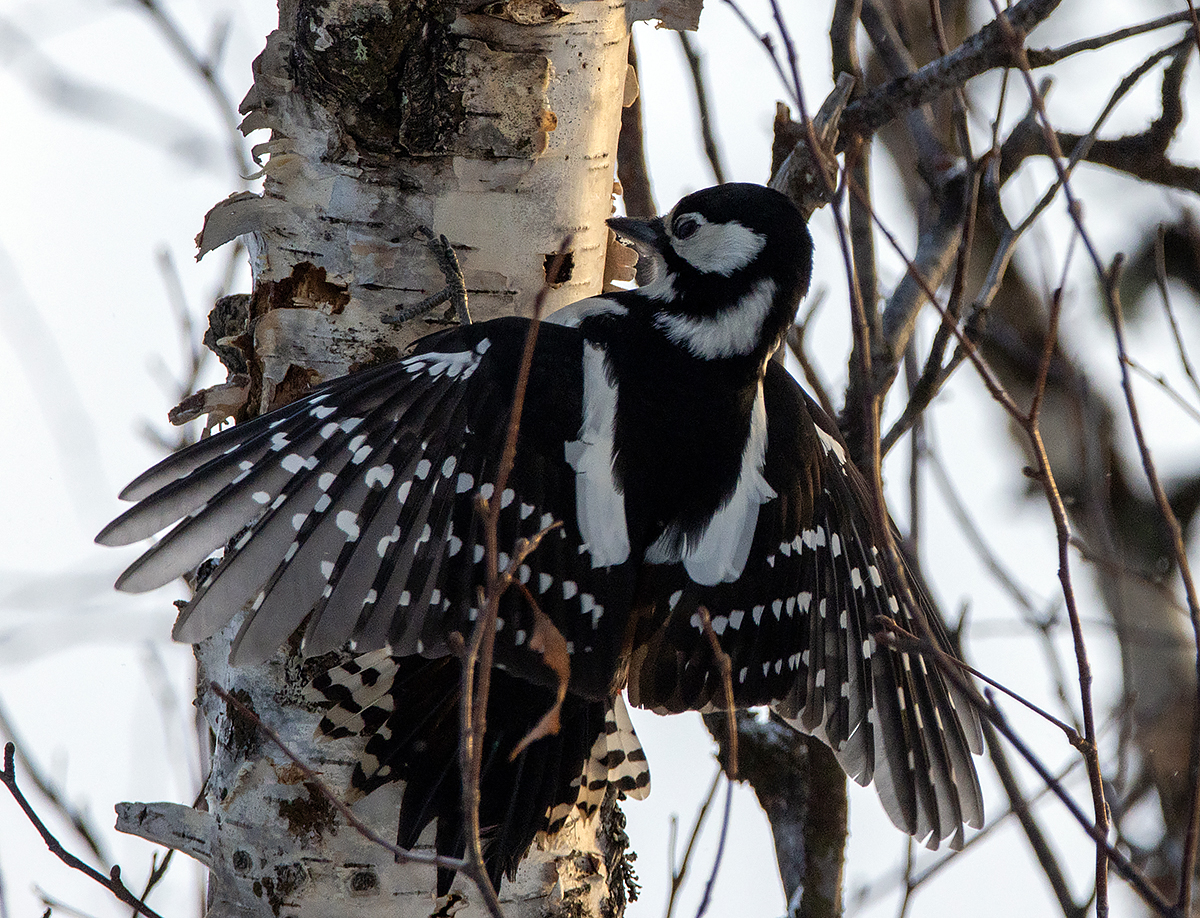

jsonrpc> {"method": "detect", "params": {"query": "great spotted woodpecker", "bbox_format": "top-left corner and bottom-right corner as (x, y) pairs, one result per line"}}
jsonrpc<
(98, 182), (983, 890)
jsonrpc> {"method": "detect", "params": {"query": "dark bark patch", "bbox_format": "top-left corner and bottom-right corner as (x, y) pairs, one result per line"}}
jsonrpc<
(261, 262), (352, 317)
(205, 294), (252, 375)
(293, 0), (464, 156)
(269, 363), (323, 414)
(225, 688), (262, 758)
(544, 249), (575, 287)
(472, 0), (568, 25)
(256, 862), (307, 916)
(348, 868), (379, 895)
(277, 779), (338, 841)
(350, 342), (402, 374)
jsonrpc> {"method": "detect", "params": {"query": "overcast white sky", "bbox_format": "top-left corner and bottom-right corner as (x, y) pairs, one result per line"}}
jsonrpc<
(0, 1), (1197, 917)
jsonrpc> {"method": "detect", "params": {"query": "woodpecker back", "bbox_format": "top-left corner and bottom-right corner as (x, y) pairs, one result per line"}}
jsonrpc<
(99, 183), (983, 888)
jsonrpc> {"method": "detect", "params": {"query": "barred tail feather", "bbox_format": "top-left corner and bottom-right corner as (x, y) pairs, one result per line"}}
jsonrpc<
(307, 655), (650, 893)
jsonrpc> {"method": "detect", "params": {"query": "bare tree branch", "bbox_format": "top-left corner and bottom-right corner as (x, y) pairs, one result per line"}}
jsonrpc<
(1, 745), (167, 918)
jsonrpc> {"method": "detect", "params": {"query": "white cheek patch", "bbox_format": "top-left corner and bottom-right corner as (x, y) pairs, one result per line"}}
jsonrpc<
(654, 277), (777, 359)
(563, 342), (631, 568)
(674, 216), (767, 276)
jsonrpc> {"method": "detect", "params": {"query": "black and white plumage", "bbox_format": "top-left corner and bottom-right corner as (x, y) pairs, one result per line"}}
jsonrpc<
(98, 183), (983, 887)
(307, 652), (648, 890)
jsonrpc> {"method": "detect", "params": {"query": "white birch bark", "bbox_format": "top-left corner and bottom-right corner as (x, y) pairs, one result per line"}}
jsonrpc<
(114, 0), (699, 914)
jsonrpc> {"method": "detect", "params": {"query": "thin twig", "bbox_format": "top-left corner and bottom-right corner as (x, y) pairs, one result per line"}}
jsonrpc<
(0, 697), (108, 864)
(1026, 12), (1196, 66)
(922, 443), (1039, 615)
(131, 0), (251, 177)
(875, 619), (1079, 741)
(984, 698), (1175, 916)
(1125, 357), (1200, 425)
(209, 687), (469, 874)
(874, 597), (1176, 917)
(1025, 252), (1110, 917)
(131, 851), (174, 918)
(1153, 225), (1200, 403)
(456, 243), (571, 916)
(692, 779), (734, 918)
(856, 754), (1087, 915)
(677, 33), (727, 185)
(664, 768), (723, 918)
(1106, 258), (1200, 916)
(0, 745), (166, 918)
(697, 607), (738, 777)
(881, 166), (981, 455)
(982, 719), (1087, 918)
(896, 837), (916, 918)
(786, 291), (837, 419)
(718, 0), (799, 106)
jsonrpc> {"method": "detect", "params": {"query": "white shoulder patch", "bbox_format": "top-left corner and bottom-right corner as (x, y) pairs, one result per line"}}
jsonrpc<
(401, 348), (482, 380)
(647, 381), (776, 585)
(546, 296), (628, 328)
(654, 277), (777, 359)
(563, 342), (630, 568)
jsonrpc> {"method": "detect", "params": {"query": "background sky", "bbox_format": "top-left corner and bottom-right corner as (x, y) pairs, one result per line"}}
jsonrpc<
(0, 1), (1197, 917)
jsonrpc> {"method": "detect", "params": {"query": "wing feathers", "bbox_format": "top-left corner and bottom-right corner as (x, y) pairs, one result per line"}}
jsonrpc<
(628, 365), (981, 850)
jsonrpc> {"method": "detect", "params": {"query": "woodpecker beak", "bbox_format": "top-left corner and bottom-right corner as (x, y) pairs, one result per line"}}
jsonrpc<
(607, 215), (668, 255)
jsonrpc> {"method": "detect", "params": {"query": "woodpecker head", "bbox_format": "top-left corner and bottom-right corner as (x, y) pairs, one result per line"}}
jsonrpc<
(608, 183), (813, 362)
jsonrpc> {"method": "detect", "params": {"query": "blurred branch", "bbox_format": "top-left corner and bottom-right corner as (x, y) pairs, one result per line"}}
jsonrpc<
(981, 721), (1087, 918)
(1000, 35), (1199, 195)
(1153, 224), (1200, 403)
(785, 291), (837, 420)
(663, 768), (722, 918)
(0, 16), (223, 169)
(692, 779), (734, 918)
(1106, 259), (1200, 916)
(617, 37), (657, 220)
(841, 0), (1065, 142)
(677, 33), (726, 185)
(879, 162), (978, 455)
(0, 698), (108, 865)
(858, 0), (941, 174)
(1, 745), (165, 918)
(130, 0), (252, 176)
(851, 754), (1087, 916)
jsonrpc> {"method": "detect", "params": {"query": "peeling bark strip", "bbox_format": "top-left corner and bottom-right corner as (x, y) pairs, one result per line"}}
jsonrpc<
(118, 0), (698, 915)
(196, 0), (644, 418)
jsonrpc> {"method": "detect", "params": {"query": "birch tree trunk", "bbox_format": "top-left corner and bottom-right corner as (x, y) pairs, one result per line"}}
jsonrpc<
(112, 0), (696, 914)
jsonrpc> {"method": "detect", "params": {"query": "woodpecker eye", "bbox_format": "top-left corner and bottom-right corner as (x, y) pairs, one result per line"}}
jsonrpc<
(673, 215), (699, 239)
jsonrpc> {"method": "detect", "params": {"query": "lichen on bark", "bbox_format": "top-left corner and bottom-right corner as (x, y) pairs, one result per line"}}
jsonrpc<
(293, 0), (466, 156)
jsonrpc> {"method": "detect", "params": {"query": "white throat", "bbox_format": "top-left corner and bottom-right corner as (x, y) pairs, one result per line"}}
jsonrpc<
(653, 277), (778, 359)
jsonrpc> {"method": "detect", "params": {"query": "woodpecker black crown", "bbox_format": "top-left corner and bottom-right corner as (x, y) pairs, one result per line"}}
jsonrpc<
(99, 182), (983, 891)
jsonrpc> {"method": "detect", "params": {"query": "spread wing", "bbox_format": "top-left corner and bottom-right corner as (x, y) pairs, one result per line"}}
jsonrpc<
(626, 360), (984, 849)
(98, 317), (637, 698)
